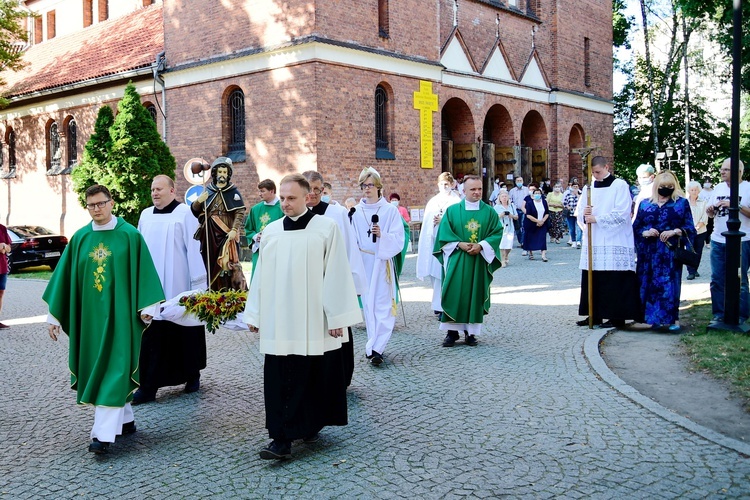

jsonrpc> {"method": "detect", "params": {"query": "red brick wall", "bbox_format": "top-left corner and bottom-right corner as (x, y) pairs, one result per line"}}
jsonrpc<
(438, 0), (612, 100)
(553, 0), (613, 98)
(316, 0), (439, 60)
(163, 0), (316, 68)
(167, 63), (319, 205)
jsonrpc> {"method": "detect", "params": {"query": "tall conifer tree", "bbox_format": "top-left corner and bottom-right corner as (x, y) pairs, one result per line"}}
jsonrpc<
(71, 105), (114, 207)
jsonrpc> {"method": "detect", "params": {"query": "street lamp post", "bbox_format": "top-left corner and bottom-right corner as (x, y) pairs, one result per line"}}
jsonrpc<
(656, 144), (684, 172)
(708, 0), (748, 333)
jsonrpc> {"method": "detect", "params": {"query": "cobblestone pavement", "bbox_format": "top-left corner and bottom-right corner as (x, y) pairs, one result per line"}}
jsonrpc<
(1, 242), (748, 498)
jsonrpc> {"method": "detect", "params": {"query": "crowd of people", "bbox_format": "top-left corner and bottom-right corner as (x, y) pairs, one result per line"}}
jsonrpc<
(38, 154), (749, 461)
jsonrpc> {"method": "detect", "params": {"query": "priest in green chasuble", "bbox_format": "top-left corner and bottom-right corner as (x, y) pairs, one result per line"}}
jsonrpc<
(244, 178), (283, 279)
(44, 185), (165, 455)
(434, 175), (502, 347)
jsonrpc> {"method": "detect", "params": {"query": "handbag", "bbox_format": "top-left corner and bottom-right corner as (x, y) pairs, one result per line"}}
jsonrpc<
(667, 235), (700, 269)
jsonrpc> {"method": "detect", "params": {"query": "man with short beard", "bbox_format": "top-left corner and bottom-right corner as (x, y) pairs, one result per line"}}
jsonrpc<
(191, 157), (247, 291)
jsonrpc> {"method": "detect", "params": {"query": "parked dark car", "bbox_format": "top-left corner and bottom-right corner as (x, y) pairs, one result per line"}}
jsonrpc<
(6, 226), (68, 273)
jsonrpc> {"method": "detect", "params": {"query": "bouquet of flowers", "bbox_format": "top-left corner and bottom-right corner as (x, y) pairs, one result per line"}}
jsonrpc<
(178, 289), (247, 334)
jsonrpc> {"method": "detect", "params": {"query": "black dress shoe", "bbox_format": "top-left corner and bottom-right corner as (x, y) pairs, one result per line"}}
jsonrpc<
(121, 421), (137, 435)
(370, 351), (383, 366)
(259, 440), (291, 460)
(184, 377), (200, 393)
(576, 318), (602, 326)
(303, 433), (320, 443)
(88, 438), (110, 454)
(442, 331), (459, 347)
(132, 389), (156, 405)
(465, 334), (478, 346)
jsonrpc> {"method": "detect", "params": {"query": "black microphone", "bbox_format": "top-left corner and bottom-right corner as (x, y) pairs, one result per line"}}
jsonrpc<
(371, 214), (379, 242)
(348, 206), (356, 222)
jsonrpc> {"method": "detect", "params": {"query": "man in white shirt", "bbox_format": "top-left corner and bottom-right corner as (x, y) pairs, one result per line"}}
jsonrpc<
(508, 176), (529, 247)
(706, 158), (750, 323)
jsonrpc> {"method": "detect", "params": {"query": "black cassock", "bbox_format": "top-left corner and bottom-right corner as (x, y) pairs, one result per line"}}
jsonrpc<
(263, 210), (348, 441)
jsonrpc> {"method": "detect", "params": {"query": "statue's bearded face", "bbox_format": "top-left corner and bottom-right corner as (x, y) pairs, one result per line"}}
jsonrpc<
(216, 166), (229, 187)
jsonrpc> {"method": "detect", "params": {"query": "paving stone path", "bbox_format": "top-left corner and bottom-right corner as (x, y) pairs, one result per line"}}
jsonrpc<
(0, 242), (748, 498)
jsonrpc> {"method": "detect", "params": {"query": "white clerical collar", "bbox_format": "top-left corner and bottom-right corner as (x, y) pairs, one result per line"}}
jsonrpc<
(92, 216), (117, 231)
(289, 208), (308, 221)
(464, 199), (480, 210)
(265, 196), (279, 206)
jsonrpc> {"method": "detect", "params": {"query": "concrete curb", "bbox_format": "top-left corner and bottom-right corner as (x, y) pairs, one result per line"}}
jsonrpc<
(583, 327), (750, 457)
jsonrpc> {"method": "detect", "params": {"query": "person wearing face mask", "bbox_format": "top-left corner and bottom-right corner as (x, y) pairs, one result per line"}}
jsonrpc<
(321, 182), (339, 205)
(546, 183), (565, 244)
(417, 172), (462, 316)
(633, 170), (695, 332)
(564, 181), (582, 248)
(389, 193), (411, 222)
(521, 186), (550, 261)
(488, 176), (503, 205)
(509, 176), (530, 250)
(631, 164), (655, 221)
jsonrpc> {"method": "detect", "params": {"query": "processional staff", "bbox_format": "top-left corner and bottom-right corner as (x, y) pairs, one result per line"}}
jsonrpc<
(190, 160), (213, 286)
(572, 145), (598, 329)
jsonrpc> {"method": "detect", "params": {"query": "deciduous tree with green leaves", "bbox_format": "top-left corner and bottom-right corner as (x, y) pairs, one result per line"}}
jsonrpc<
(0, 0), (31, 107)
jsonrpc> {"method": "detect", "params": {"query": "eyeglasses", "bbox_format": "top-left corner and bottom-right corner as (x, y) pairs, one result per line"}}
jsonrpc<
(361, 183), (376, 189)
(86, 200), (111, 210)
(311, 188), (323, 195)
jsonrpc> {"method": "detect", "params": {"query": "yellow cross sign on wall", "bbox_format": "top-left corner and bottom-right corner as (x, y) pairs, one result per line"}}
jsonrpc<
(413, 81), (438, 169)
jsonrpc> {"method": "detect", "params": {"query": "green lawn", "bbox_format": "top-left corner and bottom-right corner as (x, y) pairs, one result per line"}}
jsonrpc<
(680, 299), (750, 408)
(9, 265), (54, 280)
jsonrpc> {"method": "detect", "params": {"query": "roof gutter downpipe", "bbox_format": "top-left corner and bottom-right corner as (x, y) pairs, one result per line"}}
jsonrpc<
(153, 50), (167, 142)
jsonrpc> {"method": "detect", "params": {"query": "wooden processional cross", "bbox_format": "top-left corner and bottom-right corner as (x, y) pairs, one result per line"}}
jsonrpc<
(413, 81), (438, 169)
(572, 137), (599, 329)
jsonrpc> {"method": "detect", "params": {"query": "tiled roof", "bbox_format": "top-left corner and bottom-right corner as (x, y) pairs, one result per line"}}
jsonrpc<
(1, 4), (163, 99)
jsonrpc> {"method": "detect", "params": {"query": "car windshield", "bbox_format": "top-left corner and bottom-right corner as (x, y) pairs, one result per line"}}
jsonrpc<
(8, 226), (56, 237)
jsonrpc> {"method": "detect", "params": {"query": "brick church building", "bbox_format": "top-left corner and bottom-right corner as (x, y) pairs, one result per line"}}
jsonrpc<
(0, 0), (612, 235)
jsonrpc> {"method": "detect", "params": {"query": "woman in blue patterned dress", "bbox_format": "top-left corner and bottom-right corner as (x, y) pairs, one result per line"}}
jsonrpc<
(632, 170), (696, 332)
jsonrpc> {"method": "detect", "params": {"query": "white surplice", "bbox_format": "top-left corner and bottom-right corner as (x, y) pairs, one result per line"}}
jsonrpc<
(416, 190), (462, 311)
(243, 214), (362, 356)
(138, 203), (207, 298)
(350, 197), (405, 356)
(575, 176), (636, 272)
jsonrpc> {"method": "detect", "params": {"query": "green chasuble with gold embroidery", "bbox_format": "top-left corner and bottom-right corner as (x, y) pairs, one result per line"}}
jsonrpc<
(42, 218), (165, 407)
(433, 200), (502, 324)
(245, 200), (284, 277)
